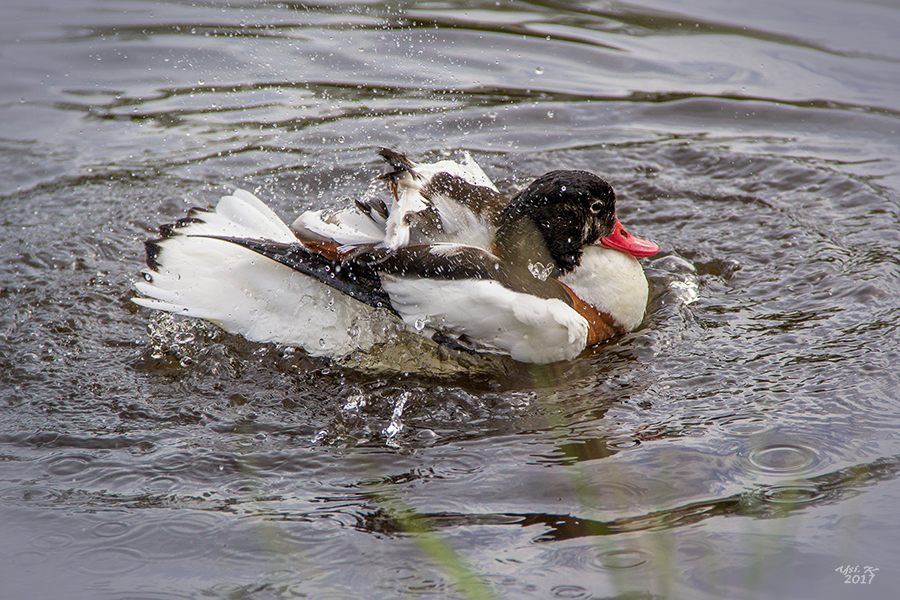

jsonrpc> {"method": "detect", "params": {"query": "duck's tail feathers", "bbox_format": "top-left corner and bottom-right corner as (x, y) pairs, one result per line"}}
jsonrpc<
(132, 189), (389, 354)
(134, 188), (295, 315)
(165, 188), (298, 243)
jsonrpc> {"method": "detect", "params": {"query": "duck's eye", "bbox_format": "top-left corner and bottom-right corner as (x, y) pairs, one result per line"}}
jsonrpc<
(590, 201), (604, 213)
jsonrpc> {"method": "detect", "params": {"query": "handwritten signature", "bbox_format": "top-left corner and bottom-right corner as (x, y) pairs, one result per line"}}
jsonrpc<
(835, 565), (878, 584)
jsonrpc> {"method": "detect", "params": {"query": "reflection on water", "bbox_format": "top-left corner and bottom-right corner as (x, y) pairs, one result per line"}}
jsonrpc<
(1, 0), (900, 598)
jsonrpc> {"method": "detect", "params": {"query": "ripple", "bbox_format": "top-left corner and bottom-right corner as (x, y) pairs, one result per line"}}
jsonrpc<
(71, 547), (144, 575)
(578, 480), (647, 510)
(91, 520), (131, 538)
(542, 543), (652, 573)
(759, 483), (825, 505)
(46, 454), (92, 476)
(714, 415), (773, 437)
(551, 584), (591, 598)
(432, 452), (490, 479)
(596, 548), (652, 569)
(142, 475), (181, 492)
(32, 532), (76, 550)
(113, 513), (224, 561)
(127, 440), (157, 455)
(394, 575), (449, 596)
(675, 537), (718, 564)
(0, 485), (58, 506)
(214, 525), (305, 566)
(744, 442), (821, 476)
(158, 511), (225, 537)
(606, 436), (641, 450)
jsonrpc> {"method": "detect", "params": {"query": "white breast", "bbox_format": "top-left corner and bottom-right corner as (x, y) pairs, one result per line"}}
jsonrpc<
(559, 246), (649, 332)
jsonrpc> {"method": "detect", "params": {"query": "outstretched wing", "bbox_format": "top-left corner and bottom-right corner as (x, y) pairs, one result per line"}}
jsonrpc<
(289, 149), (507, 252)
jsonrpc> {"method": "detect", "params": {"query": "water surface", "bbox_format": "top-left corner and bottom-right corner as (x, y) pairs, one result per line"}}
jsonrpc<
(2, 0), (899, 598)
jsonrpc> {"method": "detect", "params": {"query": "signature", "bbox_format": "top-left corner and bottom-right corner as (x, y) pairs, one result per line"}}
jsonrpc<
(835, 565), (879, 584)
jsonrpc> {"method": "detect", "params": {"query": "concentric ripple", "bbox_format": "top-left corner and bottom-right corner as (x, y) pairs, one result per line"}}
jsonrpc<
(744, 441), (822, 476)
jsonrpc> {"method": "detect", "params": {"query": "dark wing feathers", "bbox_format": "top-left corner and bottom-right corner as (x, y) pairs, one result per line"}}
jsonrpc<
(195, 236), (573, 313)
(354, 196), (388, 222)
(377, 147), (418, 177)
(370, 245), (573, 305)
(193, 236), (396, 313)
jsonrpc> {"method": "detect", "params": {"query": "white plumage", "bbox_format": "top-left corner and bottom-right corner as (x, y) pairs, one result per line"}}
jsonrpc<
(133, 190), (393, 358)
(381, 276), (589, 364)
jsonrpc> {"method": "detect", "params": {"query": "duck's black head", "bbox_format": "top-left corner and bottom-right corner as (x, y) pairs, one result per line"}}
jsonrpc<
(495, 170), (618, 274)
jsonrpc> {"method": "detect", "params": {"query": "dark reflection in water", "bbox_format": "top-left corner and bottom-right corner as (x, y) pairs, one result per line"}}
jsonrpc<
(2, 0), (900, 599)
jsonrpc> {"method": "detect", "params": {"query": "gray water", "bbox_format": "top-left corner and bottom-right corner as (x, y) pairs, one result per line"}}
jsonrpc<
(2, 0), (900, 598)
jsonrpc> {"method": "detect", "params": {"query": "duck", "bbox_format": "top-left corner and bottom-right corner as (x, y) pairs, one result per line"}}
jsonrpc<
(133, 149), (659, 364)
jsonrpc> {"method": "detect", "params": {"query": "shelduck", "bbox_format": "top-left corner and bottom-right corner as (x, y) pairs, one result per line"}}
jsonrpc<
(134, 149), (658, 364)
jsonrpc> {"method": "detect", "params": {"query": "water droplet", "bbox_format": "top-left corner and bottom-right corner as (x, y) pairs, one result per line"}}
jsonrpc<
(384, 392), (410, 445)
(547, 110), (554, 118)
(527, 261), (552, 281)
(535, 66), (544, 75)
(414, 318), (426, 332)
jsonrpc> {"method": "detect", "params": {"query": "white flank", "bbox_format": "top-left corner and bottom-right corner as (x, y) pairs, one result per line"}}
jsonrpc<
(381, 275), (589, 364)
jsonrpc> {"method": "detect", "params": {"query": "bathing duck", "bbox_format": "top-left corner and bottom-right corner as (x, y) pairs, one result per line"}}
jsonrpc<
(133, 149), (658, 364)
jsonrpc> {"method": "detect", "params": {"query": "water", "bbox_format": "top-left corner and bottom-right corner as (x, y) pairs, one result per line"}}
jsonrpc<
(2, 0), (899, 598)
